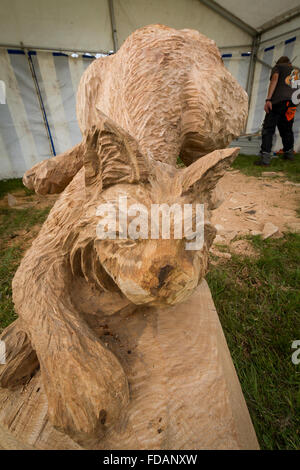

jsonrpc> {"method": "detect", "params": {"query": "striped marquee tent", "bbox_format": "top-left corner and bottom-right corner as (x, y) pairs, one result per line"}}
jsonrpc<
(0, 0), (300, 179)
(0, 49), (94, 178)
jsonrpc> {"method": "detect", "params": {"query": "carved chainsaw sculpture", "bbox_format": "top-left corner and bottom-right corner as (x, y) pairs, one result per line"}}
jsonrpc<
(0, 25), (259, 449)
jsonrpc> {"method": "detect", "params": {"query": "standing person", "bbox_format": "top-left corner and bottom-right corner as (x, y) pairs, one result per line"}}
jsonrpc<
(255, 56), (299, 166)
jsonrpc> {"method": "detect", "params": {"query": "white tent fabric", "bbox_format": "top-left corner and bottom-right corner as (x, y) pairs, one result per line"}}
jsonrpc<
(0, 0), (252, 51)
(1, 32), (300, 179)
(0, 44), (251, 179)
(0, 0), (114, 53)
(0, 49), (93, 178)
(222, 53), (251, 91)
(216, 0), (300, 30)
(113, 0), (251, 47)
(247, 34), (300, 151)
(0, 0), (299, 178)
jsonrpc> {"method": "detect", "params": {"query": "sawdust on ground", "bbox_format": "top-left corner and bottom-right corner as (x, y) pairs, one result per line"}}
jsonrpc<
(0, 190), (58, 210)
(211, 169), (300, 258)
(1, 170), (299, 257)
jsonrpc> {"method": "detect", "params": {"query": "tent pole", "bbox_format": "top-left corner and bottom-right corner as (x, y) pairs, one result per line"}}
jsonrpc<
(244, 34), (261, 133)
(246, 34), (261, 108)
(21, 43), (56, 157)
(108, 0), (119, 52)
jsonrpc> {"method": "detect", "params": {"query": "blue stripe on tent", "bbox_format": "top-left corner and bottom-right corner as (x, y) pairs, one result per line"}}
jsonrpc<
(285, 37), (296, 44)
(82, 54), (95, 59)
(264, 45), (275, 52)
(222, 53), (232, 58)
(7, 49), (37, 56)
(241, 52), (251, 56)
(52, 52), (68, 57)
(7, 49), (25, 55)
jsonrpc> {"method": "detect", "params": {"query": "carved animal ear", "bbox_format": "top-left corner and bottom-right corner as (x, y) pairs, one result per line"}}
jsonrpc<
(179, 147), (239, 195)
(83, 112), (149, 196)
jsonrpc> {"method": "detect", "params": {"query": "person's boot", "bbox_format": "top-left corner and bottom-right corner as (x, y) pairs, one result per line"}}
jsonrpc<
(254, 152), (272, 166)
(283, 149), (295, 161)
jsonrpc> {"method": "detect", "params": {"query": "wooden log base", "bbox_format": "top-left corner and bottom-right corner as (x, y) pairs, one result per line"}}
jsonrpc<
(0, 281), (259, 450)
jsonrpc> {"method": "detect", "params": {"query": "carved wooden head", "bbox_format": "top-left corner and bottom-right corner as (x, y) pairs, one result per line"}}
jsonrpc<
(77, 24), (247, 168)
(73, 114), (238, 307)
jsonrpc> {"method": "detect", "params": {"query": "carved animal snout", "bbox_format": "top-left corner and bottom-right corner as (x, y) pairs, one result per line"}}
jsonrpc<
(157, 264), (174, 289)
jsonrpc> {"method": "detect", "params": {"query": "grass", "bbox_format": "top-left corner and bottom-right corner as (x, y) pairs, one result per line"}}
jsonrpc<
(0, 177), (299, 449)
(0, 178), (34, 199)
(0, 207), (50, 331)
(207, 233), (300, 450)
(0, 244), (22, 330)
(0, 178), (50, 331)
(232, 153), (300, 183)
(178, 152), (300, 183)
(0, 207), (50, 240)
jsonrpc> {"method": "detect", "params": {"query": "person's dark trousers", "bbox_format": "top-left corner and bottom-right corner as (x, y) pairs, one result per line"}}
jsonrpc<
(260, 100), (296, 156)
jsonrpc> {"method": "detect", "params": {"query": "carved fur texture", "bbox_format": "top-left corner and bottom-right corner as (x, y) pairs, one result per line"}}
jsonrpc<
(23, 24), (247, 194)
(1, 24), (247, 446)
(1, 111), (239, 442)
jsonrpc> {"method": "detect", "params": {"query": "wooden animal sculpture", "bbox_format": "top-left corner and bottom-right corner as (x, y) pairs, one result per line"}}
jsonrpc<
(23, 24), (248, 195)
(1, 111), (240, 442)
(0, 25), (257, 449)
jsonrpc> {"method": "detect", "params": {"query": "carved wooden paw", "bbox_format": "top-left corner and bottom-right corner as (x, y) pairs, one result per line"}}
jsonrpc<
(41, 335), (129, 444)
(23, 159), (63, 195)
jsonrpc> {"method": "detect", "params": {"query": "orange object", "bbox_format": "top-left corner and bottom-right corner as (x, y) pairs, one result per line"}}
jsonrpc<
(276, 148), (296, 155)
(275, 102), (297, 154)
(285, 105), (297, 121)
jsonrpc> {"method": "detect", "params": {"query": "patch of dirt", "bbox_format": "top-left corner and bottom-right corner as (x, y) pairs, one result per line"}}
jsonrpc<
(1, 189), (58, 251)
(211, 170), (300, 256)
(0, 191), (58, 210)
